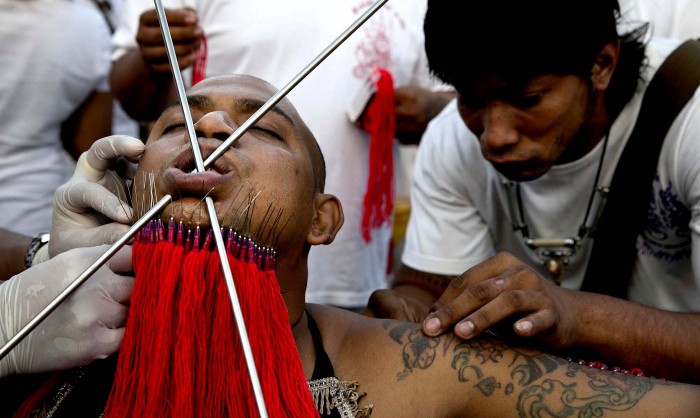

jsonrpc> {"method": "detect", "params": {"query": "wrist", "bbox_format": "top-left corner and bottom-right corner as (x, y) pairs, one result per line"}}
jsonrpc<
(24, 233), (50, 270)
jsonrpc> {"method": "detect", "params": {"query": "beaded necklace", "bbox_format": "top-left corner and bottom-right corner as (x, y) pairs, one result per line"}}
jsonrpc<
(503, 131), (611, 284)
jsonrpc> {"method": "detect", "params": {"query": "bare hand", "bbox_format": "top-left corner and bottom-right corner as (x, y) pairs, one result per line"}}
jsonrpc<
(421, 252), (579, 350)
(366, 288), (430, 322)
(393, 85), (455, 145)
(137, 7), (203, 73)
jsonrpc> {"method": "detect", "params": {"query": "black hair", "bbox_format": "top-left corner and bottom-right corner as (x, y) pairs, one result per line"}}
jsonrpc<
(424, 0), (648, 117)
(312, 140), (327, 193)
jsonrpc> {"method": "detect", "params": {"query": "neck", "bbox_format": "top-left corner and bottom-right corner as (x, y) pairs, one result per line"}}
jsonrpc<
(290, 309), (315, 379)
(275, 252), (315, 379)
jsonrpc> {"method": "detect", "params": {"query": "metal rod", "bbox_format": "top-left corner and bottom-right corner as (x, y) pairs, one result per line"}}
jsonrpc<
(0, 196), (171, 360)
(153, 1), (268, 415)
(202, 0), (389, 167)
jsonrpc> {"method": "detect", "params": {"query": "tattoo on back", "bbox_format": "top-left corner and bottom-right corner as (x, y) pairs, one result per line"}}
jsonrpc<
(382, 320), (674, 417)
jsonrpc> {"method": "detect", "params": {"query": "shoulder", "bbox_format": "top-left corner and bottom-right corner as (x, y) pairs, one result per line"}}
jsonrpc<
(306, 304), (475, 416)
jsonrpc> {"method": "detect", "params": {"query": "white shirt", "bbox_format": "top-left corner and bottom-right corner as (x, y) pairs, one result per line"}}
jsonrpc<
(403, 38), (700, 312)
(0, 0), (111, 236)
(619, 0), (700, 40)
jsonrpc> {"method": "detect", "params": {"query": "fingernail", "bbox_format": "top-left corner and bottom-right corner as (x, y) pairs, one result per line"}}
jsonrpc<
(455, 321), (474, 338)
(185, 12), (197, 24)
(424, 317), (441, 334)
(515, 321), (532, 334)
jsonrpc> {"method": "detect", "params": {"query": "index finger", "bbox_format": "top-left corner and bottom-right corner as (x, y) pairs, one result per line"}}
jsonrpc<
(140, 7), (198, 27)
(86, 135), (145, 173)
(423, 253), (518, 335)
(430, 253), (512, 312)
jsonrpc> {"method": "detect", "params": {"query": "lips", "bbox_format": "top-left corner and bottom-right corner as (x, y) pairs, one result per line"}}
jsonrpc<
(160, 141), (237, 197)
(491, 159), (546, 181)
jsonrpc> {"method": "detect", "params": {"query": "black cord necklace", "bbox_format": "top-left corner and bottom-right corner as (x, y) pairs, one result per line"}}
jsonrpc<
(503, 131), (611, 284)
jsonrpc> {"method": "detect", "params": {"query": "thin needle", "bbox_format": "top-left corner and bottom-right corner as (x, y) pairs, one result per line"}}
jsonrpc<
(153, 1), (268, 416)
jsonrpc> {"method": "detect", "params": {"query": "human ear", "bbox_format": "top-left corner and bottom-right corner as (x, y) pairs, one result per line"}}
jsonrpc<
(307, 193), (344, 246)
(590, 40), (620, 91)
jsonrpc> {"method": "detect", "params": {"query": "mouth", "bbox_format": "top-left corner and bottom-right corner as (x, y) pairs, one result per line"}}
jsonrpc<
(161, 142), (237, 197)
(490, 159), (546, 182)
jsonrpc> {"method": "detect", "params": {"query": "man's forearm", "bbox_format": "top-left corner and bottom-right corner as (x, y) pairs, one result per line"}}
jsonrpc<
(393, 264), (454, 306)
(569, 290), (700, 384)
(110, 49), (177, 121)
(0, 229), (31, 281)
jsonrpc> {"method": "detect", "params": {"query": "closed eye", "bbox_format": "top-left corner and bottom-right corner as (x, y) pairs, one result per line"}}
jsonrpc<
(250, 125), (284, 141)
(511, 93), (542, 109)
(162, 123), (186, 135)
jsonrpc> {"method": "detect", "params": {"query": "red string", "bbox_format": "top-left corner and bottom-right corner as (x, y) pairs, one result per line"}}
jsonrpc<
(192, 33), (207, 86)
(360, 68), (396, 243)
(103, 227), (319, 418)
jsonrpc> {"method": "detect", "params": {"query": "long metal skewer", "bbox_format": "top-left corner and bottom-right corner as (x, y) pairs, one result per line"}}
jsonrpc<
(0, 197), (171, 360)
(0, 0), (389, 369)
(153, 1), (269, 416)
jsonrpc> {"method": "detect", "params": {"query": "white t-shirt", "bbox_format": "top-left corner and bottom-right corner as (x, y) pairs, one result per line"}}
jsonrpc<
(403, 38), (700, 312)
(0, 0), (111, 236)
(619, 0), (700, 40)
(112, 0), (441, 307)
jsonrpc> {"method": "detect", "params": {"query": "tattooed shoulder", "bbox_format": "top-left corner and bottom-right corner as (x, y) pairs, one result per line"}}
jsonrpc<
(381, 320), (679, 416)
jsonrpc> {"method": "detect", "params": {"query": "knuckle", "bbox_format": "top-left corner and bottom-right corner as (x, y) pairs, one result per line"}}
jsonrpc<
(469, 310), (490, 328)
(467, 282), (493, 303)
(500, 290), (523, 310)
(437, 304), (461, 322)
(450, 273), (467, 289)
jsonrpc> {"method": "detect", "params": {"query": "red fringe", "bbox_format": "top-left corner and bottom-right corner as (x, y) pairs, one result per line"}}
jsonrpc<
(360, 68), (396, 243)
(104, 233), (319, 418)
(192, 33), (208, 86)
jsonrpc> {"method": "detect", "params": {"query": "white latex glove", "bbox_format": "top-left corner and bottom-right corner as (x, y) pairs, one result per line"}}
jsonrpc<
(50, 135), (144, 258)
(0, 245), (133, 378)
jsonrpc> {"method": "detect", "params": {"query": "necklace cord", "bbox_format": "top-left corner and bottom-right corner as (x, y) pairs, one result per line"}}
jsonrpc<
(505, 125), (612, 281)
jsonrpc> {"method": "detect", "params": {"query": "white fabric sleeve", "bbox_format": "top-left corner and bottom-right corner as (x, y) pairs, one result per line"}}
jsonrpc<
(401, 102), (495, 275)
(675, 88), (700, 300)
(110, 0), (153, 62)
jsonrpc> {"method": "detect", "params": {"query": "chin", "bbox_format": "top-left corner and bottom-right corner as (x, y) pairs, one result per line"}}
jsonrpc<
(159, 199), (216, 229)
(495, 166), (548, 182)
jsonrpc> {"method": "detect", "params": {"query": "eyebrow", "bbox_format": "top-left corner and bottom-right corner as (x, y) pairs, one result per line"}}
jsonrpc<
(234, 97), (295, 128)
(163, 94), (216, 113)
(162, 95), (295, 128)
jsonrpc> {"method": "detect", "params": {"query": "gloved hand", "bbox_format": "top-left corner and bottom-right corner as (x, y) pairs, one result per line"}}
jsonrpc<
(50, 135), (144, 258)
(0, 245), (133, 378)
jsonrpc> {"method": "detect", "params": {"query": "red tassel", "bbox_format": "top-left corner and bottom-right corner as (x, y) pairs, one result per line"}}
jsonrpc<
(105, 223), (319, 418)
(192, 33), (208, 86)
(360, 68), (396, 243)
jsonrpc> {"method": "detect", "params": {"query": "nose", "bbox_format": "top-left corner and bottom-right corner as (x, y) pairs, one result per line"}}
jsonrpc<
(481, 101), (519, 154)
(193, 111), (236, 142)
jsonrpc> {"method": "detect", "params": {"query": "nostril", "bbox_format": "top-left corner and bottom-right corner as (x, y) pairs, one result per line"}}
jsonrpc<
(212, 132), (231, 142)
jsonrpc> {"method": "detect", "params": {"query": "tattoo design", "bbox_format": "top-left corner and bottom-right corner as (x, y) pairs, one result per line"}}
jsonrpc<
(383, 321), (668, 416)
(388, 322), (440, 380)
